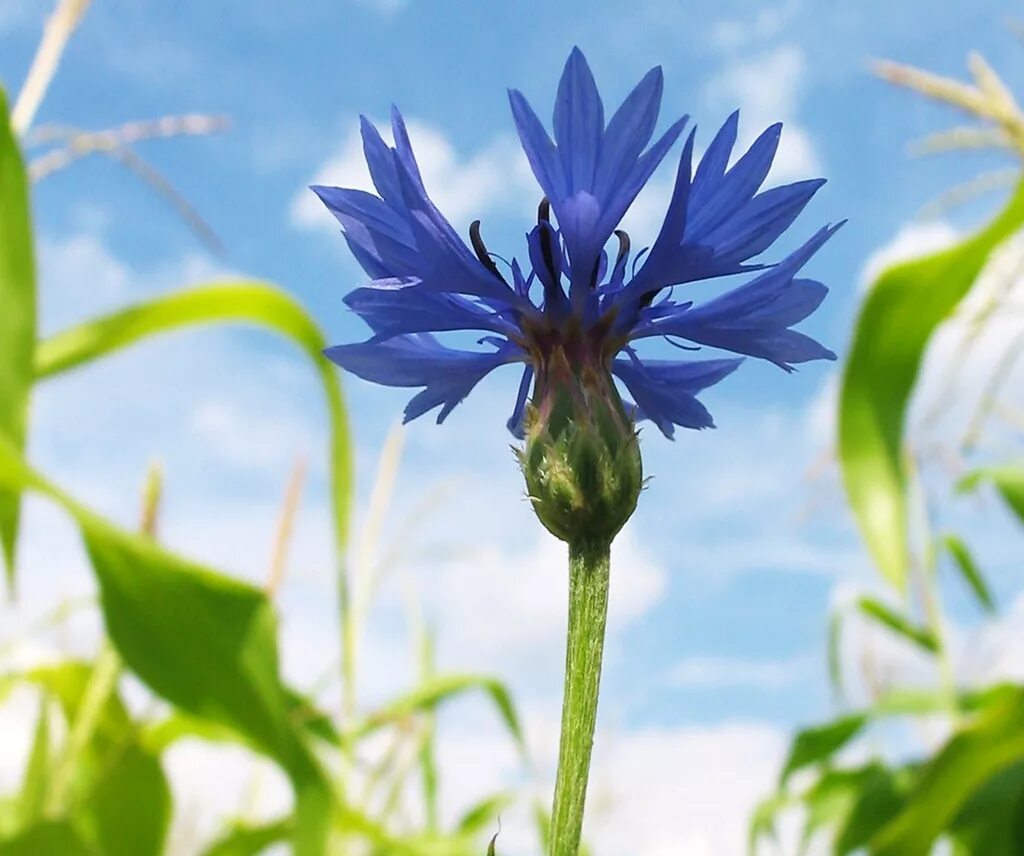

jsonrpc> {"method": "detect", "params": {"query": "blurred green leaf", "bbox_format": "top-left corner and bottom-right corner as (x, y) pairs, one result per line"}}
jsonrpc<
(856, 596), (939, 653)
(457, 792), (515, 836)
(959, 462), (1024, 525)
(948, 761), (1024, 855)
(16, 698), (50, 830)
(34, 281), (353, 555)
(794, 764), (908, 855)
(76, 744), (170, 856)
(834, 764), (916, 855)
(827, 609), (845, 703)
(0, 89), (37, 594)
(351, 674), (525, 755)
(748, 791), (791, 853)
(285, 688), (342, 747)
(941, 533), (996, 612)
(23, 662), (129, 738)
(781, 714), (868, 784)
(142, 711), (246, 754)
(873, 686), (1024, 855)
(202, 818), (292, 856)
(13, 661), (169, 856)
(0, 439), (330, 856)
(839, 180), (1024, 589)
(0, 821), (91, 855)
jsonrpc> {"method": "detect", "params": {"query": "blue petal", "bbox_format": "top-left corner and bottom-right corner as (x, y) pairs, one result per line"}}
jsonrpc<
(325, 334), (523, 424)
(508, 88), (566, 201)
(509, 49), (685, 296)
(312, 114), (520, 305)
(612, 356), (743, 437)
(507, 365), (535, 438)
(344, 280), (519, 339)
(624, 115), (828, 306)
(360, 115), (404, 205)
(593, 66), (664, 200)
(630, 224), (843, 370)
(690, 110), (738, 207)
(554, 47), (605, 194)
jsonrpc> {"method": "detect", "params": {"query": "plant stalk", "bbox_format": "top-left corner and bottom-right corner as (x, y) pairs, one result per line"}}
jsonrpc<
(549, 539), (610, 856)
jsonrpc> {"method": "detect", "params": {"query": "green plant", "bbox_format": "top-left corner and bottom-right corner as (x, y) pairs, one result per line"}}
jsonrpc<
(0, 3), (527, 853)
(752, 51), (1024, 856)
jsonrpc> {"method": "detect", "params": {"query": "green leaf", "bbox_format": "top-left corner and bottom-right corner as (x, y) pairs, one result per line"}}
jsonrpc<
(748, 791), (790, 854)
(839, 180), (1024, 589)
(77, 744), (170, 856)
(834, 764), (917, 855)
(24, 661), (130, 745)
(948, 761), (1024, 856)
(202, 818), (292, 856)
(959, 463), (1024, 526)
(34, 281), (353, 555)
(350, 674), (525, 755)
(856, 596), (939, 653)
(0, 821), (91, 855)
(781, 714), (868, 784)
(0, 439), (330, 856)
(941, 533), (996, 612)
(0, 89), (37, 595)
(457, 792), (515, 836)
(796, 764), (910, 856)
(16, 698), (50, 830)
(14, 660), (169, 856)
(873, 686), (1024, 855)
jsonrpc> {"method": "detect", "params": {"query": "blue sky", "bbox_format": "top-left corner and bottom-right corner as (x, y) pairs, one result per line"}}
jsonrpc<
(3, 1), (1024, 853)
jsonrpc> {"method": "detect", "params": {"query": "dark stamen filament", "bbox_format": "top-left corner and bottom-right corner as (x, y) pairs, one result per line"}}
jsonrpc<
(537, 198), (558, 285)
(663, 335), (700, 352)
(470, 220), (508, 283)
(614, 230), (631, 267)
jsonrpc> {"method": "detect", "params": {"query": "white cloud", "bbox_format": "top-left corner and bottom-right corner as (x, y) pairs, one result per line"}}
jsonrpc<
(669, 654), (814, 690)
(291, 119), (535, 235)
(163, 740), (292, 852)
(709, 0), (802, 52)
(586, 722), (787, 856)
(859, 220), (960, 290)
(188, 399), (320, 473)
(426, 702), (789, 856)
(957, 591), (1024, 686)
(38, 232), (232, 334)
(413, 525), (667, 673)
(704, 45), (822, 184)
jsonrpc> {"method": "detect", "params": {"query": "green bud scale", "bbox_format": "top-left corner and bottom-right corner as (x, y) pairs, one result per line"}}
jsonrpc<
(517, 341), (643, 546)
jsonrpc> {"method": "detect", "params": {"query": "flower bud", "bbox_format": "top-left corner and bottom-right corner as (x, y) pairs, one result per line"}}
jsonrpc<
(517, 346), (642, 545)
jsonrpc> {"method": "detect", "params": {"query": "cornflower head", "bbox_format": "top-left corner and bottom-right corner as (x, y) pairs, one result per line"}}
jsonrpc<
(315, 48), (840, 544)
(311, 47), (841, 856)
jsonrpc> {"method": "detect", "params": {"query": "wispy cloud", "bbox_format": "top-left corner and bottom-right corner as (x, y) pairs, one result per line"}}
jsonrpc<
(669, 653), (815, 689)
(290, 118), (535, 234)
(704, 44), (822, 184)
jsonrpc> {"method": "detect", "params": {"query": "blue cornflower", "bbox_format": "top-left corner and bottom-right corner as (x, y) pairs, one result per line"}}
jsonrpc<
(313, 48), (841, 441)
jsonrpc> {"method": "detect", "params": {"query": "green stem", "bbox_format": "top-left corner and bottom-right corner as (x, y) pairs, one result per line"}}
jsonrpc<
(549, 539), (611, 856)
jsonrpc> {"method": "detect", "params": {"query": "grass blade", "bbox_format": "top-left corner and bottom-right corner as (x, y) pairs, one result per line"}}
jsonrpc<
(838, 180), (1024, 589)
(941, 533), (996, 613)
(0, 90), (37, 595)
(856, 596), (939, 654)
(34, 280), (353, 556)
